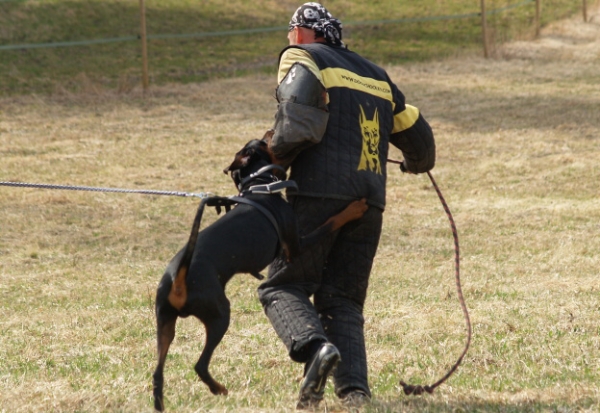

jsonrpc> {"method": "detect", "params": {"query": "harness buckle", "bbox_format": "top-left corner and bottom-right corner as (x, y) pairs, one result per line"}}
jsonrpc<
(246, 180), (299, 195)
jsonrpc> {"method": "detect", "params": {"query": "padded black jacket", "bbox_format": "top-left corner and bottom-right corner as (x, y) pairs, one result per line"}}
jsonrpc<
(276, 43), (435, 210)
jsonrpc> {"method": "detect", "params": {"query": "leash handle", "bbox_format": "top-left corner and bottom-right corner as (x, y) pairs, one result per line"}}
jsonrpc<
(387, 159), (471, 395)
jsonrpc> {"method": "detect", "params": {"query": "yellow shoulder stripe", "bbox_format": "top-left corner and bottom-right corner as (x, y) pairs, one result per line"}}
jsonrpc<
(392, 104), (420, 133)
(278, 48), (322, 84)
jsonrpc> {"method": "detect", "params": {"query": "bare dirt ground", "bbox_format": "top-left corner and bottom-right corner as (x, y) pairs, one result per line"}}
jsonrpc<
(0, 5), (599, 413)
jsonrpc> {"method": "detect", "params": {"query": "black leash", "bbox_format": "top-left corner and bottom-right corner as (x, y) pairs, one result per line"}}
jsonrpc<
(387, 159), (471, 395)
(0, 181), (212, 199)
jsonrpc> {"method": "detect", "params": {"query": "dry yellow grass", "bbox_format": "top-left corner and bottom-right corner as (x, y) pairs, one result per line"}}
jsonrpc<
(1, 6), (599, 413)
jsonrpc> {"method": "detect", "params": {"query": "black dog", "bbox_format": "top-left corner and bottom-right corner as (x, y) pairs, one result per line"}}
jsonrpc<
(152, 135), (368, 411)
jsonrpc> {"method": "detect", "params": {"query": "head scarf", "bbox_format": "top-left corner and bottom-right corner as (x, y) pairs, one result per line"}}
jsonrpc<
(288, 2), (343, 46)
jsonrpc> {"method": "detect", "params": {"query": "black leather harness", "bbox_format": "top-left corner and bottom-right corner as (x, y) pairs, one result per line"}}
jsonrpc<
(204, 165), (299, 252)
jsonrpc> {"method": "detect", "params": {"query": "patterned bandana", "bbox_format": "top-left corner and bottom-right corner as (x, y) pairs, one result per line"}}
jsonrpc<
(288, 2), (343, 46)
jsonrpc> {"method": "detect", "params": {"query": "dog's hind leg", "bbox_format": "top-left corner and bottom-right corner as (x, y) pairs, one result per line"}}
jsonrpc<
(299, 198), (369, 249)
(153, 309), (178, 412)
(195, 301), (231, 395)
(324, 198), (368, 231)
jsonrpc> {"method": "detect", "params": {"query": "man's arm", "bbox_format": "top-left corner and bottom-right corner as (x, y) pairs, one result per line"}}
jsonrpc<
(270, 49), (329, 164)
(388, 83), (436, 173)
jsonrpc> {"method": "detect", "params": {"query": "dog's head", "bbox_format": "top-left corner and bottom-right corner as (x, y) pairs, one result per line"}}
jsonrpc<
(223, 131), (283, 189)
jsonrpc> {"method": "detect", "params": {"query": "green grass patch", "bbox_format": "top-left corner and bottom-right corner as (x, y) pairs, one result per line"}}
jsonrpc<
(0, 0), (583, 94)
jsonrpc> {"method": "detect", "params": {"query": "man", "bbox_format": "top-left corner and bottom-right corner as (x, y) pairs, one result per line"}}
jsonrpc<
(257, 2), (436, 409)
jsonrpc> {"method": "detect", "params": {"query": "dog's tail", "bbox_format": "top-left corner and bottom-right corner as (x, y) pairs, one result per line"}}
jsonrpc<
(168, 198), (210, 310)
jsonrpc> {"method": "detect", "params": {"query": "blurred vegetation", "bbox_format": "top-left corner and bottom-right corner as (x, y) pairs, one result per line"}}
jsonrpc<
(0, 0), (582, 95)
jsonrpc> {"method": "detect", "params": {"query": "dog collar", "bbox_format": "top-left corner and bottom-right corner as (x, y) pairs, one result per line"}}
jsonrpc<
(244, 180), (298, 195)
(238, 164), (286, 189)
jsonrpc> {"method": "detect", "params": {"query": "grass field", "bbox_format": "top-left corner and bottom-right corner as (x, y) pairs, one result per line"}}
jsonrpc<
(0, 0), (583, 95)
(1, 3), (600, 413)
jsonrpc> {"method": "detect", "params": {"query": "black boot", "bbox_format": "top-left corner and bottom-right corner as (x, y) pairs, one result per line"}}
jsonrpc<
(296, 342), (341, 409)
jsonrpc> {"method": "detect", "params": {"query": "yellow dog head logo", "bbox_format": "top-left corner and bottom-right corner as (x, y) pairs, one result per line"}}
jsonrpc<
(357, 105), (382, 174)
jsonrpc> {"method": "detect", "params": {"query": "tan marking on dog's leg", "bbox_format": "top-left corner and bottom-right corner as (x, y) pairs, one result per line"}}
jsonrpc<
(168, 266), (188, 310)
(153, 315), (177, 411)
(326, 198), (368, 232)
(282, 243), (292, 263)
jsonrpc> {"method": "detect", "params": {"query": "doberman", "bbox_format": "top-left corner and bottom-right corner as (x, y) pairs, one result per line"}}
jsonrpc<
(152, 133), (368, 411)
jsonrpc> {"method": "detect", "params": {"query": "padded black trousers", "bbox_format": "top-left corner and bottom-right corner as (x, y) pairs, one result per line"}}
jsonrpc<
(258, 196), (382, 397)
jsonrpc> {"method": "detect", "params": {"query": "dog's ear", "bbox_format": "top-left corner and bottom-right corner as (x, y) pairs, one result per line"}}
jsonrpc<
(223, 144), (256, 174)
(261, 129), (275, 146)
(223, 153), (250, 174)
(260, 130), (293, 171)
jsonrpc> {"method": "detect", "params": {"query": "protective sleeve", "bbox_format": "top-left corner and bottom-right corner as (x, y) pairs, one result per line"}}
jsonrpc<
(270, 61), (329, 160)
(390, 114), (436, 173)
(388, 81), (436, 173)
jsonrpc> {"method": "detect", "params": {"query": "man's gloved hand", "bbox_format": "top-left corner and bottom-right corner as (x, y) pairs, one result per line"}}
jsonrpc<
(399, 161), (410, 173)
(399, 160), (417, 174)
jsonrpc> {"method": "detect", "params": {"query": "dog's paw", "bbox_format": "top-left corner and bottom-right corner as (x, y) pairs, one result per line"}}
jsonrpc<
(346, 198), (369, 220)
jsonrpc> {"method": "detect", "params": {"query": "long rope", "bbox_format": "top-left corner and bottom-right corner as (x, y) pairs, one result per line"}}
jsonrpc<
(387, 160), (471, 395)
(0, 181), (212, 199)
(2, 166), (470, 392)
